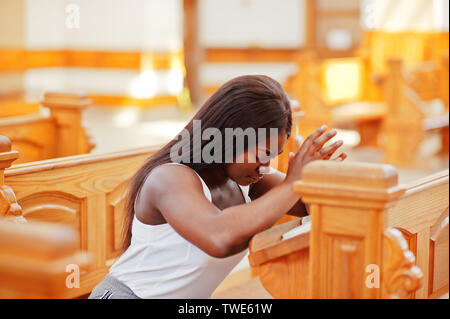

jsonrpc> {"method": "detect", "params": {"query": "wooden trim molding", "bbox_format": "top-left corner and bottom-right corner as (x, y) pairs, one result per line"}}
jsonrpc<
(204, 48), (302, 63)
(0, 49), (183, 72)
(88, 94), (178, 108)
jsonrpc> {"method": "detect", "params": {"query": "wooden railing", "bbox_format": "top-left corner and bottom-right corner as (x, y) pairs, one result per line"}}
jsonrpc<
(250, 161), (448, 299)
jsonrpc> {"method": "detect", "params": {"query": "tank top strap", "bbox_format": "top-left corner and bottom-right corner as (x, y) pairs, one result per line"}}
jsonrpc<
(238, 185), (251, 203)
(162, 163), (213, 202)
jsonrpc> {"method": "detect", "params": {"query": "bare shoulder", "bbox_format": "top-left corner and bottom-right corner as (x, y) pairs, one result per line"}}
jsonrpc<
(142, 163), (204, 199)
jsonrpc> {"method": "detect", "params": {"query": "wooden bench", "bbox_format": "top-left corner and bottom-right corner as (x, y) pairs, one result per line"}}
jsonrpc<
(0, 136), (93, 298)
(0, 92), (95, 164)
(0, 134), (160, 297)
(249, 161), (448, 299)
(0, 90), (40, 118)
(378, 55), (449, 166)
(284, 52), (387, 148)
(0, 219), (92, 298)
(2, 132), (447, 298)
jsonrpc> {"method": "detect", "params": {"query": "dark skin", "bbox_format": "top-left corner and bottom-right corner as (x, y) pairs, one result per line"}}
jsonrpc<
(135, 126), (346, 258)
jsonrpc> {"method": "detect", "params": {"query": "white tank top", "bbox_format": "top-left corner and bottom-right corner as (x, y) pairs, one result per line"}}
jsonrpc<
(109, 163), (250, 299)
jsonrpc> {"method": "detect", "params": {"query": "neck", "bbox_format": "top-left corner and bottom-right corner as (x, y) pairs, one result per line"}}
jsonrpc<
(199, 165), (229, 187)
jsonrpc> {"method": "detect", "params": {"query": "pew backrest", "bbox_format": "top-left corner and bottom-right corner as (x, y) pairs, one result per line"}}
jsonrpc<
(1, 138), (160, 297)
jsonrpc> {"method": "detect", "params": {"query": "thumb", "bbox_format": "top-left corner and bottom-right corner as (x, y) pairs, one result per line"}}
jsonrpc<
(288, 152), (296, 164)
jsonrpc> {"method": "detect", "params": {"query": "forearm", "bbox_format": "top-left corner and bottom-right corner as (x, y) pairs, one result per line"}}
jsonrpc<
(218, 181), (300, 255)
(286, 200), (309, 217)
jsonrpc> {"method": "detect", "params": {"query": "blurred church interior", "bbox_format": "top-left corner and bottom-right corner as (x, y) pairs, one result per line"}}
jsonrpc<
(0, 0), (448, 299)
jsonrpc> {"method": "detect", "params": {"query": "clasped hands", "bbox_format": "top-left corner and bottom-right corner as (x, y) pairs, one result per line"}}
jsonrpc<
(285, 125), (347, 183)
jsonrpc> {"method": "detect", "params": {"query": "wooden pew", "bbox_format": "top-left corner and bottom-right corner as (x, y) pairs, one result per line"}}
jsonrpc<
(0, 90), (39, 118)
(0, 136), (92, 298)
(284, 52), (387, 148)
(0, 92), (95, 164)
(249, 161), (448, 299)
(2, 130), (446, 299)
(379, 55), (449, 166)
(0, 219), (92, 298)
(362, 31), (449, 77)
(1, 134), (160, 297)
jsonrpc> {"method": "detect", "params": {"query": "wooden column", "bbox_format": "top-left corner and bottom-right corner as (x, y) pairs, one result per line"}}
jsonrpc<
(294, 161), (407, 298)
(0, 135), (21, 219)
(183, 0), (202, 106)
(41, 92), (93, 158)
(383, 59), (425, 166)
(440, 53), (449, 112)
(305, 0), (317, 51)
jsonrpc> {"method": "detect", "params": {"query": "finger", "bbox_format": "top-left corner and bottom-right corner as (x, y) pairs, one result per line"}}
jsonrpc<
(309, 129), (338, 155)
(330, 152), (347, 161)
(316, 140), (343, 158)
(288, 152), (296, 164)
(300, 125), (328, 152)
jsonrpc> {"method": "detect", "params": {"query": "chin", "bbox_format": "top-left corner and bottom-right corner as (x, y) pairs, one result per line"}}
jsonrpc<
(233, 177), (252, 186)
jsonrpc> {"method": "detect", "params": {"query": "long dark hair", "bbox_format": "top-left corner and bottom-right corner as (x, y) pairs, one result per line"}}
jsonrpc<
(121, 75), (292, 250)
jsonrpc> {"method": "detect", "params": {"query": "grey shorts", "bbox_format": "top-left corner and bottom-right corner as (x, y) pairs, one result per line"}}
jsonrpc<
(89, 274), (141, 299)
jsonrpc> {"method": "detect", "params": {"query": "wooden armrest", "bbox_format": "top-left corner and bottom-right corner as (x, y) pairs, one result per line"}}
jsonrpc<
(249, 217), (310, 266)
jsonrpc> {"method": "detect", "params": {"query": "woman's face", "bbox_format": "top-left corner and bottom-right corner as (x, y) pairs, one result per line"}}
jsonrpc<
(225, 131), (288, 186)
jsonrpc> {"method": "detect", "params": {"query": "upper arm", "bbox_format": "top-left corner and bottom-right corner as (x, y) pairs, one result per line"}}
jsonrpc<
(142, 165), (227, 257)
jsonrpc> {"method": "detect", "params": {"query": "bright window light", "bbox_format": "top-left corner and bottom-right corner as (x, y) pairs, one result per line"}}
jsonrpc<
(322, 59), (363, 104)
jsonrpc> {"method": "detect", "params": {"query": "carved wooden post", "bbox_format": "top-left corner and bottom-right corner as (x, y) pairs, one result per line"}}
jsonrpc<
(0, 135), (22, 219)
(294, 161), (414, 298)
(41, 92), (94, 158)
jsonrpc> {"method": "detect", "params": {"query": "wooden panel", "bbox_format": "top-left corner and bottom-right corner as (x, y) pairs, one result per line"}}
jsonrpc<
(328, 234), (364, 299)
(105, 181), (129, 261)
(387, 170), (449, 233)
(386, 170), (449, 298)
(257, 248), (310, 299)
(430, 209), (449, 296)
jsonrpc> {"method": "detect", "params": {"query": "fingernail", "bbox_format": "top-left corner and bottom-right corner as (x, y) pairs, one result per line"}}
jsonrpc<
(320, 125), (327, 130)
